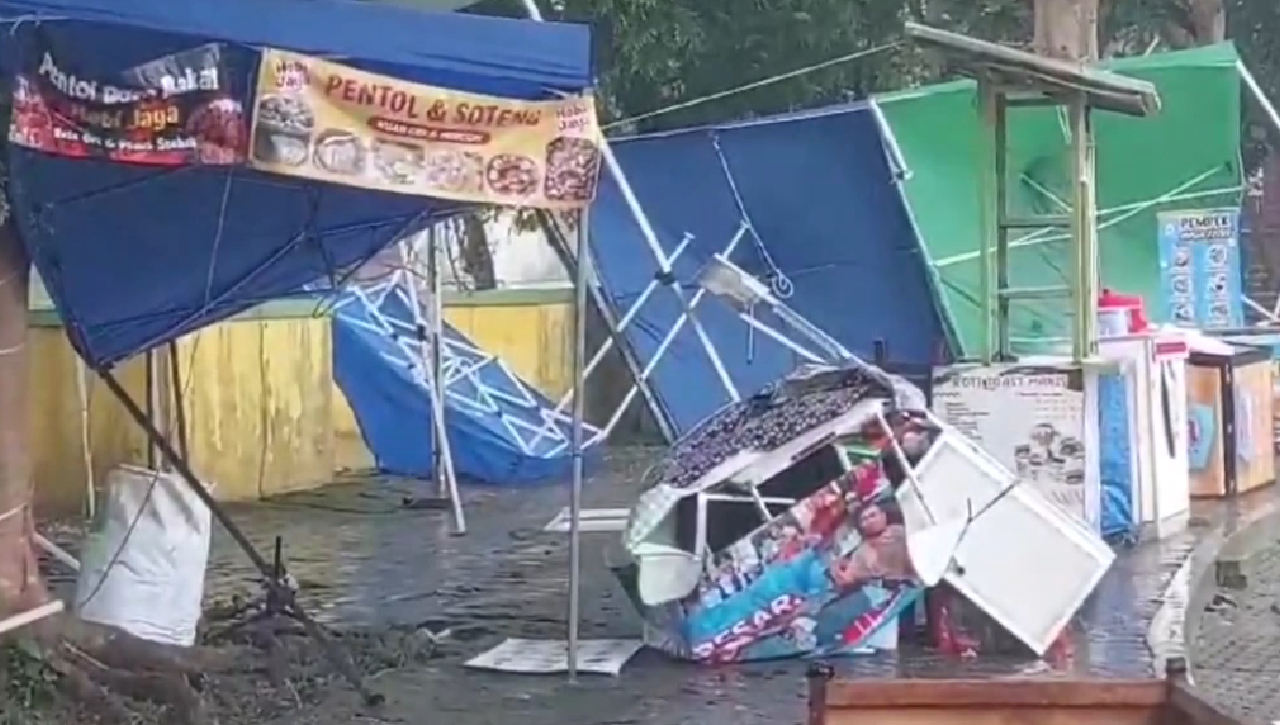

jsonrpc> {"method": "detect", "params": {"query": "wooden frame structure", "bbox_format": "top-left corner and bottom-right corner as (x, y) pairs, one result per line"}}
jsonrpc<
(807, 659), (1246, 725)
(905, 23), (1162, 362)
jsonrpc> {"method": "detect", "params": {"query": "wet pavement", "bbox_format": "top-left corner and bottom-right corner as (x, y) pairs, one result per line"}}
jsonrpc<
(161, 447), (1243, 725)
(1192, 534), (1280, 724)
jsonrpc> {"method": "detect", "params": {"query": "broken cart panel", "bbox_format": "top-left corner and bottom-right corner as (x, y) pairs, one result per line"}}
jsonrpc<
(617, 362), (1115, 662)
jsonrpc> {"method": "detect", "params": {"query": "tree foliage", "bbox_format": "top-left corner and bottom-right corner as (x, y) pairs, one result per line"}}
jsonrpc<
(470, 0), (1275, 141)
(451, 0), (1278, 280)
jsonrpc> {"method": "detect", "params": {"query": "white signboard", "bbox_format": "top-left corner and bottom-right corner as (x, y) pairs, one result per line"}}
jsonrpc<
(931, 363), (1100, 529)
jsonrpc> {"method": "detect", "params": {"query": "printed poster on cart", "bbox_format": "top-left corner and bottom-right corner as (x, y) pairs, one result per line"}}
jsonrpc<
(248, 49), (603, 210)
(9, 40), (247, 165)
(1158, 209), (1243, 329)
(931, 363), (1100, 529)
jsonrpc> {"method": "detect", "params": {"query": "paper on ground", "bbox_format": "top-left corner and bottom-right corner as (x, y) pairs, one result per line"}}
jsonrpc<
(542, 507), (630, 533)
(465, 638), (642, 676)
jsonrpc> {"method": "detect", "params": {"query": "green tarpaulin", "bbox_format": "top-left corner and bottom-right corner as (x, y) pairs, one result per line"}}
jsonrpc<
(877, 43), (1243, 356)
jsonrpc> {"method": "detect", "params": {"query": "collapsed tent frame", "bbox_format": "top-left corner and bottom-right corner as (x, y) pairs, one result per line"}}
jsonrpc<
(905, 22), (1161, 363)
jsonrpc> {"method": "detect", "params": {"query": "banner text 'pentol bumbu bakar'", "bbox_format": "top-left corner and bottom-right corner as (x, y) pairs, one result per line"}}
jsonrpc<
(9, 41), (248, 165)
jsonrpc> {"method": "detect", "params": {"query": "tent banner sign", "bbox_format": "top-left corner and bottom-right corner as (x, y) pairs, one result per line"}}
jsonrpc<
(9, 41), (248, 165)
(248, 49), (603, 209)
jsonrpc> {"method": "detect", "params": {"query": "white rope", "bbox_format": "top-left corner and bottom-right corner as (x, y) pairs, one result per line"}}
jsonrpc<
(1240, 61), (1280, 141)
(1243, 295), (1280, 324)
(931, 169), (1234, 268)
(0, 501), (26, 524)
(203, 170), (235, 305)
(0, 342), (24, 356)
(601, 42), (900, 132)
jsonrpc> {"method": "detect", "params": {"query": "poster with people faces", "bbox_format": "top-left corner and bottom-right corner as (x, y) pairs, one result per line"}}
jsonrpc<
(1158, 209), (1243, 329)
(680, 462), (922, 663)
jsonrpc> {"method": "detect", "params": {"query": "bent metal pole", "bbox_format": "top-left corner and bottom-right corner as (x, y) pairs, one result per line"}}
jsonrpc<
(519, 0), (740, 407)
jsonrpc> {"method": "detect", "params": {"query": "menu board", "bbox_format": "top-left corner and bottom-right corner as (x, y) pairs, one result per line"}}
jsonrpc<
(932, 363), (1096, 527)
(249, 49), (602, 210)
(1158, 209), (1243, 329)
(9, 40), (246, 165)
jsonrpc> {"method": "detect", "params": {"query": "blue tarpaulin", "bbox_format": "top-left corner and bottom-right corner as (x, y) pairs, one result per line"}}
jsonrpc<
(1, 0), (593, 366)
(331, 271), (602, 485)
(589, 103), (951, 434)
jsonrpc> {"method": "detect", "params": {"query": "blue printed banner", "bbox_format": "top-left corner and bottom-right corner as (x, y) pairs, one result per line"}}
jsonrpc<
(1157, 209), (1243, 329)
(619, 456), (923, 663)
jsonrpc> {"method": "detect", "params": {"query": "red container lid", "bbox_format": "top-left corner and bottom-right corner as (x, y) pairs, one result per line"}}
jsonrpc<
(1098, 289), (1148, 331)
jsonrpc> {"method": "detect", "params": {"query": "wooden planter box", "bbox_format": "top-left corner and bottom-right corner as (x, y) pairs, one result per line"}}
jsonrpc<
(1187, 346), (1276, 498)
(806, 663), (1243, 725)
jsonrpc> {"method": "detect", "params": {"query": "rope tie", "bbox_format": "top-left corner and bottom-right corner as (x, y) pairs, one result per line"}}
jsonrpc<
(0, 501), (27, 524)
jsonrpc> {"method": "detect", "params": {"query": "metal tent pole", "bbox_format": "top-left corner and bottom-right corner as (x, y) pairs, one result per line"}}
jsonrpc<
(548, 231), (693, 416)
(92, 363), (381, 705)
(567, 209), (590, 680)
(426, 226), (466, 533)
(519, 0), (739, 410)
(426, 232), (444, 498)
(538, 211), (677, 443)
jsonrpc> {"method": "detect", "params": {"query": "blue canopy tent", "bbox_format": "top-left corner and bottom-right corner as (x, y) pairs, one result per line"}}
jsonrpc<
(0, 0), (594, 691)
(331, 255), (603, 486)
(0, 0), (593, 366)
(588, 103), (952, 436)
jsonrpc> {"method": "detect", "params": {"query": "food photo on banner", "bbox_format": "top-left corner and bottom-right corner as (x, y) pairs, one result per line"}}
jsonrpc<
(248, 49), (603, 208)
(9, 35), (247, 165)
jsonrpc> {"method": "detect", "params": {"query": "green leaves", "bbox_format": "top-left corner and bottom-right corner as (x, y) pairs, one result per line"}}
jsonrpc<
(503, 0), (1264, 138)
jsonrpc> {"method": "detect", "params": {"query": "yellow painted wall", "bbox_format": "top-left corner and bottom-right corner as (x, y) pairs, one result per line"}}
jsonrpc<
(34, 292), (573, 513)
(170, 317), (335, 501)
(30, 329), (149, 514)
(33, 313), (336, 514)
(332, 294), (573, 471)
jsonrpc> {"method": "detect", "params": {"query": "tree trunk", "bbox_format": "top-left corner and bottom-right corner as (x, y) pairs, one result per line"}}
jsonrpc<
(1185, 0), (1225, 44)
(1032, 0), (1099, 61)
(0, 219), (45, 627)
(460, 212), (497, 291)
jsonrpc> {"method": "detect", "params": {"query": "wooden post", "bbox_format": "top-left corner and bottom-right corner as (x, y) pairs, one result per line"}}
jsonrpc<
(977, 80), (999, 363)
(1067, 96), (1100, 362)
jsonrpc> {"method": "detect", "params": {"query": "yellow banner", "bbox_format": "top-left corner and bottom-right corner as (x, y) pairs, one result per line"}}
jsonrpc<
(248, 49), (602, 209)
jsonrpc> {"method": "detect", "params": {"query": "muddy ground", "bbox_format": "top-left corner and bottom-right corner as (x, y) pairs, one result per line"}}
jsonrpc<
(4, 447), (1208, 724)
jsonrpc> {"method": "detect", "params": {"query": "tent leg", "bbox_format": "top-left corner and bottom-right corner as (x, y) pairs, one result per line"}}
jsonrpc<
(395, 232), (464, 533)
(427, 227), (465, 534)
(92, 364), (383, 706)
(566, 209), (590, 682)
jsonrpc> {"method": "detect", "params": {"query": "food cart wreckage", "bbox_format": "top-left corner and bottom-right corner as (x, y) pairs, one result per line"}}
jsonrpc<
(591, 23), (1245, 725)
(784, 24), (1243, 725)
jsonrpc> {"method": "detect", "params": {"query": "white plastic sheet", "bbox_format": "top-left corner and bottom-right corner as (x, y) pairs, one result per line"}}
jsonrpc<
(75, 465), (213, 646)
